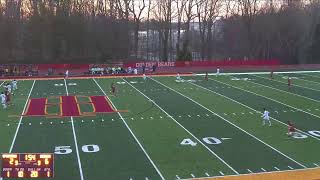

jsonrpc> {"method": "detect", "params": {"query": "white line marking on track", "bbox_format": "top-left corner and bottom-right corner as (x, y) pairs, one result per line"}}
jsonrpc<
(93, 78), (165, 180)
(247, 169), (253, 173)
(9, 80), (35, 153)
(176, 175), (181, 179)
(190, 174), (195, 178)
(182, 167), (320, 180)
(205, 172), (210, 177)
(219, 171), (224, 175)
(128, 78), (239, 174)
(288, 166), (294, 170)
(158, 78), (307, 168)
(261, 168), (266, 172)
(313, 163), (319, 167)
(64, 79), (84, 180)
(274, 167), (280, 171)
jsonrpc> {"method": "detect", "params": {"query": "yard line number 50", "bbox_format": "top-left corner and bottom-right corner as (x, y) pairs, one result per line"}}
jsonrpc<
(55, 145), (100, 154)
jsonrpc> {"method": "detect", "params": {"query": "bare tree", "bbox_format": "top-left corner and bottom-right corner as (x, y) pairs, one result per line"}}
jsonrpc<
(128, 0), (146, 58)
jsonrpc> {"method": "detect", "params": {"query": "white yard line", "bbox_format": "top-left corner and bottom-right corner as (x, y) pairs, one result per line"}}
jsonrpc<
(150, 77), (307, 168)
(64, 79), (84, 180)
(194, 78), (320, 142)
(249, 75), (320, 103)
(228, 76), (320, 120)
(9, 80), (36, 152)
(290, 75), (320, 85)
(253, 74), (320, 92)
(92, 78), (165, 180)
(302, 73), (320, 79)
(122, 78), (239, 175)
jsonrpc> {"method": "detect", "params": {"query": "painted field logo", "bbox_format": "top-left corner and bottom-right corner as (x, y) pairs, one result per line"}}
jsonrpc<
(24, 96), (119, 117)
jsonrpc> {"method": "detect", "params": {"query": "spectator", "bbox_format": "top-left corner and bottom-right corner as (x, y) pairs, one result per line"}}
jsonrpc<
(142, 64), (146, 74)
(133, 68), (138, 74)
(152, 64), (157, 73)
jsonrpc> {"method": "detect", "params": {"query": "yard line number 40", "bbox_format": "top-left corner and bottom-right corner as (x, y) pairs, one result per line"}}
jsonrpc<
(55, 145), (100, 154)
(181, 137), (223, 146)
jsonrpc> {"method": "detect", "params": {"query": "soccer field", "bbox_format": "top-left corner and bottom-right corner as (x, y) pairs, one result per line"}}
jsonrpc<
(1, 71), (320, 180)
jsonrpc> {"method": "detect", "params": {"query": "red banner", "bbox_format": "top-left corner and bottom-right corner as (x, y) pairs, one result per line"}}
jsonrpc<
(123, 59), (280, 68)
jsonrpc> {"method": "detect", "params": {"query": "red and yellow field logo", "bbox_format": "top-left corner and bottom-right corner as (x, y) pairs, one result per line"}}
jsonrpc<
(24, 96), (118, 118)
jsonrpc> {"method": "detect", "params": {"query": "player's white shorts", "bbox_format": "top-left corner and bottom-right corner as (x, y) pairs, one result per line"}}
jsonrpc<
(263, 117), (270, 121)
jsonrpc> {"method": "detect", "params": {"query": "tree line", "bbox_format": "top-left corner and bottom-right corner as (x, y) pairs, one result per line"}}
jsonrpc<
(0, 0), (320, 64)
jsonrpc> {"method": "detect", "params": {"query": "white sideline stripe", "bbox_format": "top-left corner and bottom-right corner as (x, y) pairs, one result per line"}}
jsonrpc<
(124, 78), (239, 175)
(9, 80), (35, 152)
(302, 73), (320, 79)
(181, 167), (317, 180)
(288, 166), (294, 170)
(196, 70), (320, 76)
(313, 163), (319, 167)
(64, 79), (84, 180)
(254, 74), (320, 92)
(261, 168), (266, 172)
(190, 174), (195, 178)
(151, 78), (307, 168)
(219, 171), (224, 175)
(205, 172), (210, 176)
(237, 77), (320, 120)
(93, 78), (165, 180)
(293, 75), (320, 85)
(205, 77), (320, 142)
(274, 167), (280, 171)
(249, 75), (320, 103)
(247, 169), (253, 173)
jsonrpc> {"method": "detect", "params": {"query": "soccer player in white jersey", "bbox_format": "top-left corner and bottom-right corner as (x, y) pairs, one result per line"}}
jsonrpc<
(261, 108), (271, 126)
(1, 92), (7, 109)
(5, 83), (11, 94)
(143, 74), (147, 81)
(216, 67), (220, 76)
(12, 80), (17, 90)
(176, 73), (181, 80)
(65, 70), (69, 78)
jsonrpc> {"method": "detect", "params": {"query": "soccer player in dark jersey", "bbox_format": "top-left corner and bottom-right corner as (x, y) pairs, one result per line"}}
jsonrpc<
(288, 77), (292, 90)
(111, 83), (116, 96)
(270, 71), (273, 79)
(287, 120), (296, 137)
(205, 72), (208, 81)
